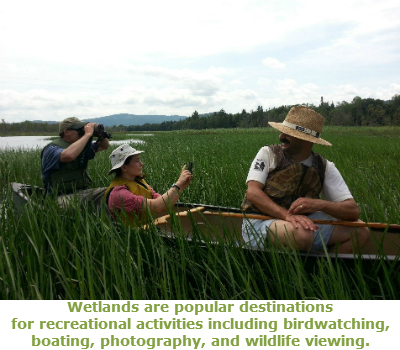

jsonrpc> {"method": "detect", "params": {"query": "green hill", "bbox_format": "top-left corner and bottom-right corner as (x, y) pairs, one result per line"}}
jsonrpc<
(83, 113), (187, 126)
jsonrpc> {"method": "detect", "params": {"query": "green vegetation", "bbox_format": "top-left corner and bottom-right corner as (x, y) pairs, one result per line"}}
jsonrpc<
(1, 95), (400, 136)
(130, 95), (400, 131)
(1, 127), (400, 300)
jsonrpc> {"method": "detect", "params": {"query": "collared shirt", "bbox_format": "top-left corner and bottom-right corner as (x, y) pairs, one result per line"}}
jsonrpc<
(246, 146), (353, 202)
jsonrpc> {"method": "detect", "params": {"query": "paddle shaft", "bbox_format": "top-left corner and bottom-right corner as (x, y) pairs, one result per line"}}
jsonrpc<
(203, 211), (400, 232)
(154, 206), (206, 226)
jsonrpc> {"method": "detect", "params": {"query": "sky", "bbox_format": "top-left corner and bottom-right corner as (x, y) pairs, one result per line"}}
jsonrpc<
(1, 0), (399, 123)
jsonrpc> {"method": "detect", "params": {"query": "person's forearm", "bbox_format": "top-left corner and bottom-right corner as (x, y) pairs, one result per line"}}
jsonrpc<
(97, 138), (109, 151)
(318, 199), (360, 221)
(246, 187), (288, 219)
(289, 198), (360, 221)
(60, 134), (92, 162)
(143, 166), (192, 214)
(145, 186), (181, 213)
(246, 181), (321, 231)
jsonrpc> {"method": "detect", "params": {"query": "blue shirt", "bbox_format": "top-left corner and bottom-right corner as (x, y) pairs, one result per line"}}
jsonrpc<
(41, 142), (98, 191)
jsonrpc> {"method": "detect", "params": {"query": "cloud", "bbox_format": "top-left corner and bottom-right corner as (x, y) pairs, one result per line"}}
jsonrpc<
(143, 89), (208, 108)
(1, 0), (400, 122)
(125, 65), (228, 97)
(331, 83), (400, 102)
(262, 58), (285, 69)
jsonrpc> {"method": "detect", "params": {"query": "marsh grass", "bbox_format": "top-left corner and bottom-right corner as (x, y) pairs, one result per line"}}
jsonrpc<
(1, 127), (400, 300)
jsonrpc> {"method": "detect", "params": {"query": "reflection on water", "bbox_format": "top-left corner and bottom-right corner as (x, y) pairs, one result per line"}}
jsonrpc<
(0, 136), (146, 150)
(126, 134), (154, 137)
(0, 136), (53, 150)
(109, 139), (146, 145)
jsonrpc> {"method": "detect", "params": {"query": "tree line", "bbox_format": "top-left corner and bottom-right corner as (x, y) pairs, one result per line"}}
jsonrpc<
(126, 95), (400, 131)
(1, 95), (399, 136)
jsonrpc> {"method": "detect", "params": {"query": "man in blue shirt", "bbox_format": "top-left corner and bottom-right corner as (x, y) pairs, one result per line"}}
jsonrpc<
(41, 117), (109, 206)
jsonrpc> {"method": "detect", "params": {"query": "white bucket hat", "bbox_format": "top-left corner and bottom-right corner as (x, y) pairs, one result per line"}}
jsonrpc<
(108, 144), (144, 175)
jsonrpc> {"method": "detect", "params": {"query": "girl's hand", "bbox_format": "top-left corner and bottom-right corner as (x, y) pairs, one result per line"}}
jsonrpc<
(176, 165), (193, 190)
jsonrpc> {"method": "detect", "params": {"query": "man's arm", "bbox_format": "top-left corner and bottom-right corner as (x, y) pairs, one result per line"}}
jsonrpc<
(246, 180), (318, 231)
(288, 197), (360, 221)
(97, 137), (109, 152)
(288, 160), (361, 221)
(60, 134), (93, 162)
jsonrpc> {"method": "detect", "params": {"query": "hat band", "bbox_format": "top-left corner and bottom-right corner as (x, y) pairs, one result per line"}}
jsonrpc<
(282, 121), (320, 138)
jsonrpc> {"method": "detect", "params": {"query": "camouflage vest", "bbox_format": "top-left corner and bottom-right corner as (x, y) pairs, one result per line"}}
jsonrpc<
(41, 138), (92, 194)
(241, 144), (327, 213)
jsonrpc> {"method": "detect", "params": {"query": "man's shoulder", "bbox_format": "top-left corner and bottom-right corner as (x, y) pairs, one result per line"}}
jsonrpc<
(42, 143), (63, 162)
(42, 137), (67, 150)
(323, 159), (339, 174)
(258, 145), (278, 156)
(42, 142), (62, 153)
(44, 142), (62, 149)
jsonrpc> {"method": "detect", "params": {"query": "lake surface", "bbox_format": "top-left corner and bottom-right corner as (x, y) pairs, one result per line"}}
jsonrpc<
(0, 136), (146, 150)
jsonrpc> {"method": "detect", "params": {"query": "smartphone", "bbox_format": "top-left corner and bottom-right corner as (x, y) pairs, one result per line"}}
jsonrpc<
(188, 162), (193, 174)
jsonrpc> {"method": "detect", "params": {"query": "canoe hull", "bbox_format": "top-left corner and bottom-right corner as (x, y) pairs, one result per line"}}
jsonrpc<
(11, 182), (45, 214)
(158, 204), (400, 260)
(10, 182), (400, 260)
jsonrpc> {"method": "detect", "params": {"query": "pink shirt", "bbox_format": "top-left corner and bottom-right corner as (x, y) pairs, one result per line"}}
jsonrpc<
(107, 185), (161, 215)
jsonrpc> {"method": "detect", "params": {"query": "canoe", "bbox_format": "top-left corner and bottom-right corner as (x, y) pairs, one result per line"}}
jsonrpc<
(157, 203), (400, 261)
(10, 182), (400, 261)
(11, 182), (46, 213)
(10, 182), (106, 212)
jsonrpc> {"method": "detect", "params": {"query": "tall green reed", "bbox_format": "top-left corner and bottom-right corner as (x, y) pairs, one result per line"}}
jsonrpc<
(1, 194), (399, 300)
(1, 127), (400, 300)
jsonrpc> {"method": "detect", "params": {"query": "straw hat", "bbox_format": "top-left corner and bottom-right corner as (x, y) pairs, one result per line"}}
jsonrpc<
(108, 144), (144, 175)
(268, 106), (332, 146)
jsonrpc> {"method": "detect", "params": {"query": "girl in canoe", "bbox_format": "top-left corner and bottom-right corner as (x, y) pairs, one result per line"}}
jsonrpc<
(104, 144), (193, 226)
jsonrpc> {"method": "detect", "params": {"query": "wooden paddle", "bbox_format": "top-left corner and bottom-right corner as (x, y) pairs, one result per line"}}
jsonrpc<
(153, 206), (206, 226)
(203, 211), (400, 233)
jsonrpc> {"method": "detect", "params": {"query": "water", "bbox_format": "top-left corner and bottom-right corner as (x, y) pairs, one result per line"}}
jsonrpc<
(0, 136), (53, 150)
(126, 134), (154, 137)
(110, 139), (145, 146)
(0, 136), (146, 150)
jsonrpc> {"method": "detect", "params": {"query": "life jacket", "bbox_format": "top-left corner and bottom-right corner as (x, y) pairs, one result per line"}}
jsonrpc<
(241, 144), (327, 214)
(41, 138), (93, 194)
(104, 176), (154, 227)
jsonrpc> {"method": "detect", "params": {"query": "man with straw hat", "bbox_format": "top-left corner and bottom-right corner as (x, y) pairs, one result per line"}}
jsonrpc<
(241, 106), (370, 253)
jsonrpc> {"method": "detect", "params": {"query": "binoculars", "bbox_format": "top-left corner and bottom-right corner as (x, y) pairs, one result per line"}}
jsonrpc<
(77, 123), (112, 139)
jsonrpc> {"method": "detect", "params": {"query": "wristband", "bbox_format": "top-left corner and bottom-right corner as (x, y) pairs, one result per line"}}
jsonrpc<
(171, 183), (181, 191)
